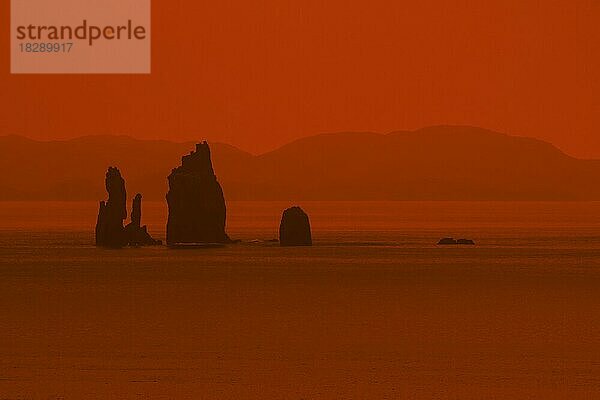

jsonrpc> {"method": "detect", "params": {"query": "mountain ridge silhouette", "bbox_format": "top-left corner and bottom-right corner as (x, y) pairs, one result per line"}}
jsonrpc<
(2, 126), (599, 201)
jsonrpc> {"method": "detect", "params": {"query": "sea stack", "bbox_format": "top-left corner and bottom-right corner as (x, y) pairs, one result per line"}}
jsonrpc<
(279, 206), (312, 246)
(95, 167), (127, 247)
(96, 168), (161, 247)
(166, 141), (230, 245)
(124, 193), (162, 246)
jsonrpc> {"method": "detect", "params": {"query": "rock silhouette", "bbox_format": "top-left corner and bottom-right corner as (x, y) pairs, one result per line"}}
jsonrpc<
(166, 141), (230, 245)
(95, 167), (127, 247)
(124, 193), (162, 246)
(437, 237), (457, 245)
(279, 206), (312, 246)
(131, 193), (142, 227)
(437, 237), (475, 245)
(96, 168), (160, 247)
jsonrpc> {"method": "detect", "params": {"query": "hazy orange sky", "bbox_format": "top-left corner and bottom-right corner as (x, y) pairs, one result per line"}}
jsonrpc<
(1, 1), (599, 157)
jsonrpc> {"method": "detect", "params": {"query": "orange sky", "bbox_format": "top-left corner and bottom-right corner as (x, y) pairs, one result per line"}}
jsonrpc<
(1, 1), (599, 157)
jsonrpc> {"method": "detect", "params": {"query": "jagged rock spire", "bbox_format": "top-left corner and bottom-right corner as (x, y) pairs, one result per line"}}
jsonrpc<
(166, 141), (230, 245)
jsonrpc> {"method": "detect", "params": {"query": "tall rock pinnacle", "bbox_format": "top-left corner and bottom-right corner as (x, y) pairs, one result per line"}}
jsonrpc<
(166, 141), (230, 245)
(95, 167), (127, 247)
(124, 193), (162, 246)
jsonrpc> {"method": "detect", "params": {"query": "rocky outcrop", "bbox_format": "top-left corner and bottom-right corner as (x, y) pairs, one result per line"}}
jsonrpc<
(166, 141), (230, 245)
(96, 168), (160, 247)
(437, 237), (475, 245)
(437, 237), (457, 245)
(95, 167), (127, 247)
(124, 193), (162, 246)
(279, 206), (312, 246)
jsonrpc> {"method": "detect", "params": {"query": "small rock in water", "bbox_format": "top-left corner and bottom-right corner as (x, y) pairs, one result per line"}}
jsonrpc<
(437, 237), (457, 245)
(437, 237), (475, 245)
(279, 206), (312, 247)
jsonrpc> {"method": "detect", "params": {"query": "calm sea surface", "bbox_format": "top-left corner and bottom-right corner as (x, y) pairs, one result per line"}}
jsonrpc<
(1, 201), (600, 399)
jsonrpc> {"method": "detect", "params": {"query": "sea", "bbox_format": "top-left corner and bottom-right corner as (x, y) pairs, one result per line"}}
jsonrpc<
(1, 201), (600, 399)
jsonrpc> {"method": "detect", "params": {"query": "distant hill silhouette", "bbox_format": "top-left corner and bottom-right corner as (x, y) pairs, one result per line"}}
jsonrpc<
(2, 126), (600, 200)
